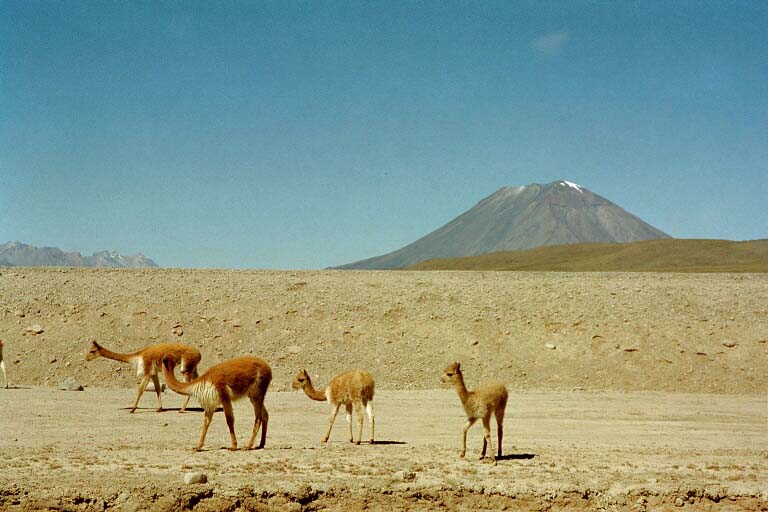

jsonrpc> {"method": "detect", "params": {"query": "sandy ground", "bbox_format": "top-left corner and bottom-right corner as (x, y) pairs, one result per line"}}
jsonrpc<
(1, 268), (767, 510)
(0, 387), (766, 511)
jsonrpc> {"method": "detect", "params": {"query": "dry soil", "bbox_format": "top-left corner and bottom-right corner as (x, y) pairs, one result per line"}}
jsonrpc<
(0, 268), (766, 510)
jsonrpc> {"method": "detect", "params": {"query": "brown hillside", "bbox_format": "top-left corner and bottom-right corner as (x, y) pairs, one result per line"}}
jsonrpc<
(409, 239), (768, 272)
(1, 267), (766, 395)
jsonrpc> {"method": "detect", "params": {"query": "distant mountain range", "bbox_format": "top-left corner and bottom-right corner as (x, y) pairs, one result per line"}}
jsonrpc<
(0, 241), (158, 268)
(338, 180), (670, 269)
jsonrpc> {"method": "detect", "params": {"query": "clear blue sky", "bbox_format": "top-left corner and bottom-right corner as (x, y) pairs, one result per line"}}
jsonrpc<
(1, 1), (766, 269)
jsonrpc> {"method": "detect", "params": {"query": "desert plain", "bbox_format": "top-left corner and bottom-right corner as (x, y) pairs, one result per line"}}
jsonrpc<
(0, 267), (766, 511)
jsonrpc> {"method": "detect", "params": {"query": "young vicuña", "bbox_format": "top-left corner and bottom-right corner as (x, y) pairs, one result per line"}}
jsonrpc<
(292, 369), (375, 444)
(441, 361), (508, 460)
(85, 341), (201, 412)
(162, 355), (272, 451)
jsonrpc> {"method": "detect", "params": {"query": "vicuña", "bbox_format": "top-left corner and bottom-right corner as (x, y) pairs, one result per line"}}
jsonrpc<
(441, 361), (508, 460)
(85, 341), (201, 413)
(0, 339), (8, 389)
(292, 369), (375, 444)
(162, 355), (272, 451)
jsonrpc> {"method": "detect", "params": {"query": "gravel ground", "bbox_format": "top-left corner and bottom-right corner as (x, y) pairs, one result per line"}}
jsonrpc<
(0, 387), (765, 511)
(1, 267), (766, 510)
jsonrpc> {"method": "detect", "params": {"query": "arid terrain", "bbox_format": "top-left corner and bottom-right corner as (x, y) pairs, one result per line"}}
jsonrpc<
(0, 268), (767, 510)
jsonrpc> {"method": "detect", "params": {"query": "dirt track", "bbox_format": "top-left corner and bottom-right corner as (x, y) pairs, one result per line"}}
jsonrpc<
(0, 387), (766, 511)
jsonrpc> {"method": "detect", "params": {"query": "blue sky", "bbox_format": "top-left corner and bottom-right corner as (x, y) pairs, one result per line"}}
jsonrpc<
(1, 1), (766, 269)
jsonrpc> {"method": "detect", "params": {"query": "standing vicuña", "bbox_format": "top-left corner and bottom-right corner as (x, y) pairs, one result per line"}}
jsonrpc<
(441, 362), (508, 460)
(292, 369), (375, 445)
(0, 339), (8, 389)
(85, 341), (201, 413)
(162, 356), (271, 451)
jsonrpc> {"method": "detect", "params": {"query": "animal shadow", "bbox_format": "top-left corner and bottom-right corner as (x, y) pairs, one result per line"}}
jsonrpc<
(371, 440), (406, 446)
(120, 406), (221, 413)
(496, 453), (536, 461)
(182, 406), (224, 413)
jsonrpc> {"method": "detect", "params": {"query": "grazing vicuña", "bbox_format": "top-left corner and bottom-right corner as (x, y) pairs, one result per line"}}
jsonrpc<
(86, 341), (201, 413)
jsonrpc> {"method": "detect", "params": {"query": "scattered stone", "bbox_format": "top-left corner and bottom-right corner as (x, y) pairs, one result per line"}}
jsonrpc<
(14, 310), (25, 318)
(172, 328), (183, 336)
(287, 345), (302, 355)
(57, 377), (83, 391)
(674, 497), (685, 507)
(183, 472), (208, 485)
(545, 343), (556, 350)
(721, 340), (737, 348)
(25, 324), (44, 335)
(393, 470), (416, 482)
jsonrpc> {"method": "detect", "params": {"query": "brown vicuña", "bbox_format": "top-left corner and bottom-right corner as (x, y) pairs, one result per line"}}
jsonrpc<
(441, 362), (508, 460)
(85, 341), (201, 413)
(0, 339), (8, 389)
(162, 356), (271, 451)
(292, 369), (375, 444)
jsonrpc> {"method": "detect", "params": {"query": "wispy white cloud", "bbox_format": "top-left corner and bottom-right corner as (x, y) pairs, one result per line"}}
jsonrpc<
(530, 30), (570, 55)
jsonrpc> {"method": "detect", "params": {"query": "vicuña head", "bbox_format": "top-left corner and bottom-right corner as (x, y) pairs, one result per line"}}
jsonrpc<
(291, 369), (312, 392)
(85, 340), (103, 362)
(441, 361), (508, 460)
(292, 368), (375, 445)
(162, 355), (272, 451)
(85, 340), (201, 413)
(440, 361), (463, 386)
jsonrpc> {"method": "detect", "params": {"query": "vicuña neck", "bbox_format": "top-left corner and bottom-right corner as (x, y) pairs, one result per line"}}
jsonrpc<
(453, 374), (470, 404)
(97, 346), (135, 363)
(303, 378), (327, 402)
(161, 364), (191, 396)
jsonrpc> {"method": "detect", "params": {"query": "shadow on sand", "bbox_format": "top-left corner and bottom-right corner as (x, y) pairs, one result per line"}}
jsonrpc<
(496, 453), (536, 461)
(119, 406), (222, 413)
